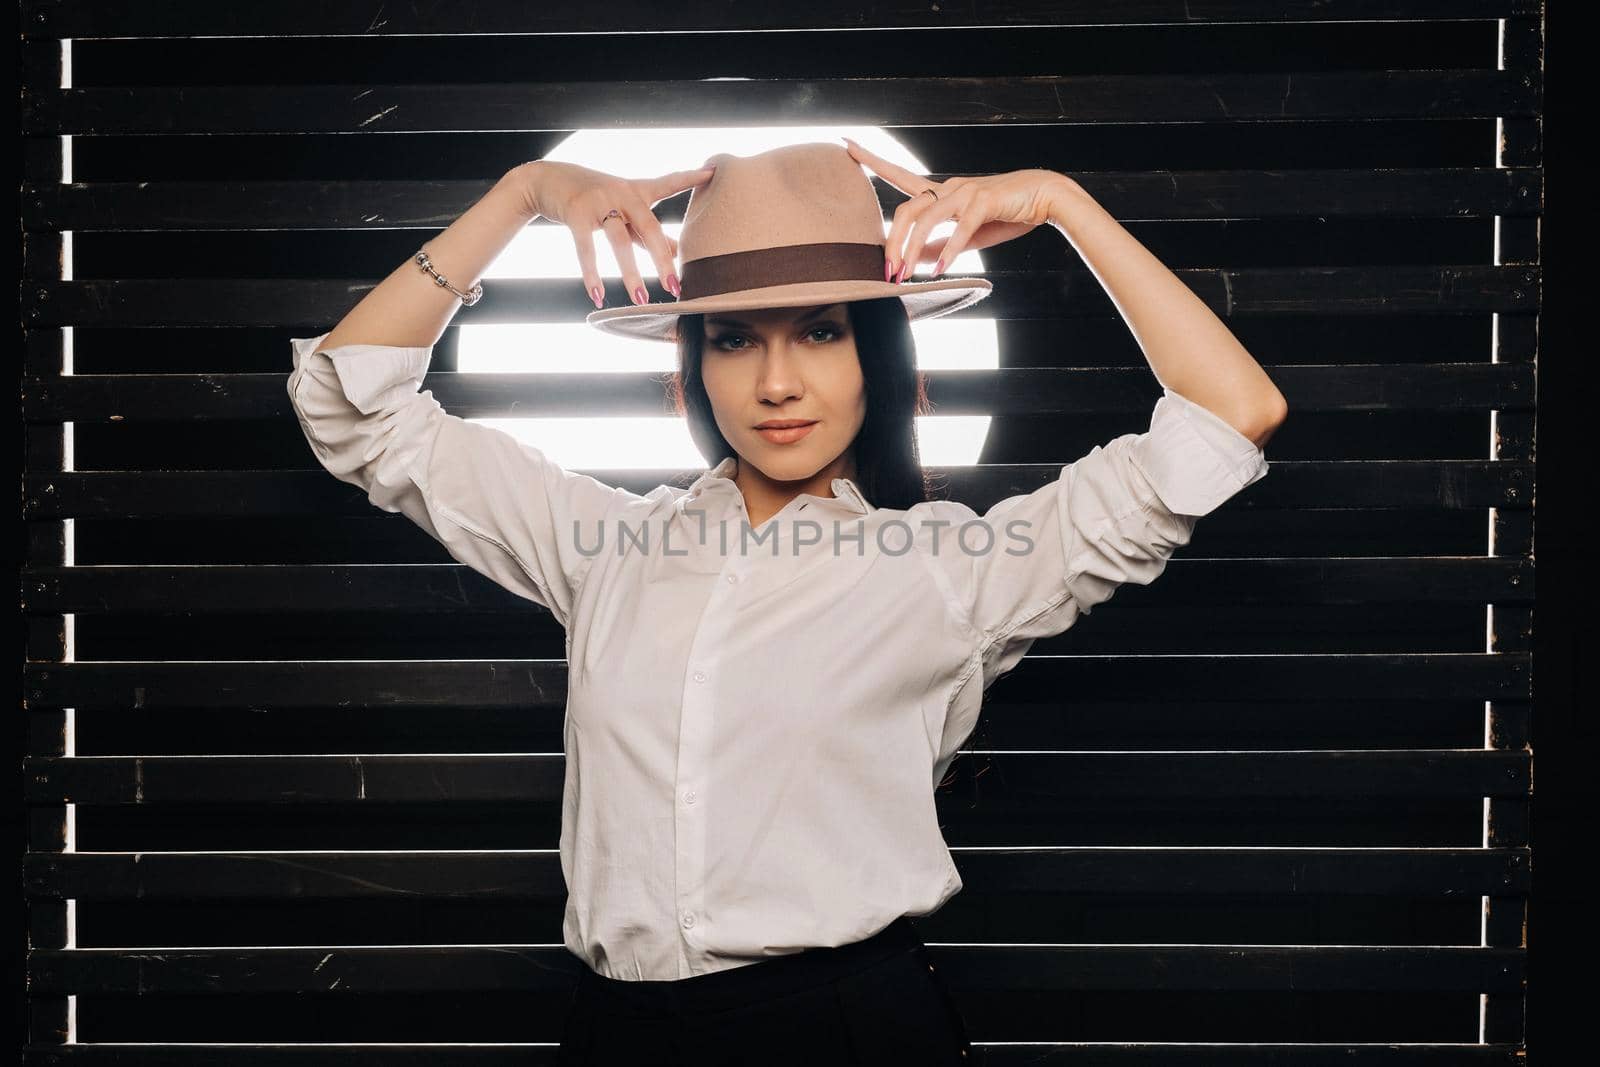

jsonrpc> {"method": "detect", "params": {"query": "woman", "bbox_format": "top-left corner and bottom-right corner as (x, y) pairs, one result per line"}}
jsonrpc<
(288, 140), (1287, 1065)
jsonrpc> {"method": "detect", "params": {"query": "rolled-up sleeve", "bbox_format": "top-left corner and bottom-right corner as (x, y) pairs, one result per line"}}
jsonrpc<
(287, 330), (623, 628)
(920, 386), (1269, 690)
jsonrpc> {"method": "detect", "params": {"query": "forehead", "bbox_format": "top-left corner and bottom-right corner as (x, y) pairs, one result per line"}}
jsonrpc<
(704, 303), (846, 329)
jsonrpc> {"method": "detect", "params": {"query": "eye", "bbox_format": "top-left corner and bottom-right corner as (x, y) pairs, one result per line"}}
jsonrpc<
(707, 323), (844, 351)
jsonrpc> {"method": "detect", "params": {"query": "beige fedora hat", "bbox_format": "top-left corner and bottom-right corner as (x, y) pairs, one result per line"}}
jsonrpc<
(584, 141), (993, 343)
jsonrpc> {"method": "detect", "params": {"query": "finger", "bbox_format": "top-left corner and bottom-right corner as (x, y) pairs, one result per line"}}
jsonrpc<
(569, 223), (605, 308)
(599, 211), (648, 305)
(884, 188), (943, 283)
(900, 187), (969, 281)
(621, 192), (681, 297)
(840, 137), (925, 195)
(928, 207), (985, 277)
(641, 165), (718, 206)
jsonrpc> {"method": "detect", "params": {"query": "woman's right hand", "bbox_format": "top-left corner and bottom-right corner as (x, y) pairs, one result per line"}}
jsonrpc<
(513, 159), (717, 309)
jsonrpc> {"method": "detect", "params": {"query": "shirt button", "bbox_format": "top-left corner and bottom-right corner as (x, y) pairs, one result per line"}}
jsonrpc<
(683, 790), (697, 804)
(681, 911), (696, 929)
(726, 574), (738, 583)
(692, 670), (707, 683)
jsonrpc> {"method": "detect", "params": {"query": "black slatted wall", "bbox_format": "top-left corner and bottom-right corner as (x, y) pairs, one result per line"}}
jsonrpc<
(21, 3), (1542, 1062)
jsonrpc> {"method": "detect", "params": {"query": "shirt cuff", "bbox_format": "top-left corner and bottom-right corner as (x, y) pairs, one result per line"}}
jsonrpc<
(289, 330), (435, 416)
(1128, 386), (1270, 517)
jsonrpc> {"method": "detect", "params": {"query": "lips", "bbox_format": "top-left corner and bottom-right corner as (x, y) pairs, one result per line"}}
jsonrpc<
(755, 421), (817, 445)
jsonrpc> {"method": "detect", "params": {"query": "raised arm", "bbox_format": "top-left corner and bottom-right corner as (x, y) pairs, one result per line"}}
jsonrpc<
(289, 161), (712, 625)
(839, 141), (1283, 696)
(1042, 177), (1288, 447)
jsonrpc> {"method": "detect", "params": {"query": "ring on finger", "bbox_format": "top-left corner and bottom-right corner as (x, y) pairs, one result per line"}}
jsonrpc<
(918, 187), (939, 201)
(600, 207), (624, 226)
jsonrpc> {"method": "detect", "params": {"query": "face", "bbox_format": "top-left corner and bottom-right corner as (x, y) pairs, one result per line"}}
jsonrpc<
(700, 302), (868, 492)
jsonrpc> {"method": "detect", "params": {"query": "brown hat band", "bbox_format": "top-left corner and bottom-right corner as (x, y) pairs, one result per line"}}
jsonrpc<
(676, 242), (885, 302)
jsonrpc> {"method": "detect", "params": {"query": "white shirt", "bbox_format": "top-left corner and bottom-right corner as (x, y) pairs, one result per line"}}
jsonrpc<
(287, 329), (1270, 981)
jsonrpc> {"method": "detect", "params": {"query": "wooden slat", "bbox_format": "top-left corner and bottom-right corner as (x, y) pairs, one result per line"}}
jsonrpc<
(20, 0), (1538, 39)
(23, 847), (1530, 900)
(20, 361), (1539, 423)
(21, 653), (1529, 710)
(15, 1042), (1535, 1065)
(20, 168), (1544, 231)
(19, 265), (1542, 329)
(26, 943), (1524, 994)
(22, 750), (1530, 805)
(20, 557), (1535, 616)
(18, 71), (1537, 137)
(20, 460), (1533, 520)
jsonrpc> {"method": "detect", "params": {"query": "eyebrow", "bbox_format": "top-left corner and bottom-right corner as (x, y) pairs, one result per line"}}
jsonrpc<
(705, 304), (843, 330)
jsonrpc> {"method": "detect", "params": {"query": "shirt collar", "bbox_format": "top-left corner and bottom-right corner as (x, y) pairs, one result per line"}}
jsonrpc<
(685, 455), (874, 515)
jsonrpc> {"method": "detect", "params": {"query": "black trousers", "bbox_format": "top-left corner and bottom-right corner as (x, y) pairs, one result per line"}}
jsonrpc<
(556, 915), (973, 1066)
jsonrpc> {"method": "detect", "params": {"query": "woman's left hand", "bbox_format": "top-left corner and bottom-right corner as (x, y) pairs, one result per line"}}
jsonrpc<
(842, 137), (1076, 281)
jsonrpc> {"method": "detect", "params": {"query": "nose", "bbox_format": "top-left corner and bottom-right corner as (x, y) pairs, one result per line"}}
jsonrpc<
(755, 345), (804, 405)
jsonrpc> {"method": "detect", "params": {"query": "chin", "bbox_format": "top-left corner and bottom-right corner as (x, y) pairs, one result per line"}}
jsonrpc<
(746, 444), (832, 482)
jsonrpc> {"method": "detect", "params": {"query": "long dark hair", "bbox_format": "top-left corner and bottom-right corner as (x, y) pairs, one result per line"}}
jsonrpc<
(665, 296), (942, 508)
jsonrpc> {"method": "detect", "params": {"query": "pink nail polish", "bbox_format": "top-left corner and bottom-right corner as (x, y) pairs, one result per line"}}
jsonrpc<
(895, 262), (907, 284)
(591, 284), (604, 308)
(633, 285), (648, 305)
(933, 258), (945, 277)
(666, 273), (680, 298)
(884, 260), (894, 283)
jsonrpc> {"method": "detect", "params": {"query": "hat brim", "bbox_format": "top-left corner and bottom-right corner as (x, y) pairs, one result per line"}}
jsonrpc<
(584, 276), (994, 343)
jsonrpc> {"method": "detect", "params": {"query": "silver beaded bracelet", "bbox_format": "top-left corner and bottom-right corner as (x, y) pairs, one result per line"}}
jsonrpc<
(414, 247), (483, 307)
